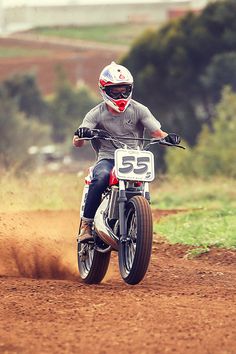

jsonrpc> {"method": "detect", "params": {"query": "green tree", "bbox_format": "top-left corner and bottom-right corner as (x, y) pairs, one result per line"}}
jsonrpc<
(201, 51), (236, 103)
(0, 88), (51, 170)
(122, 0), (236, 146)
(3, 73), (48, 121)
(49, 80), (99, 142)
(166, 86), (236, 178)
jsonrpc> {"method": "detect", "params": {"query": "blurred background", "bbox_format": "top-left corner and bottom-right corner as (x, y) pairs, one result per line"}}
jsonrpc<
(0, 0), (235, 177)
(0, 0), (235, 272)
(0, 4), (235, 351)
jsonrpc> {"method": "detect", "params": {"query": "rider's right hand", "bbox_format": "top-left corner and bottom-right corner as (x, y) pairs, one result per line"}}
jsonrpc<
(74, 127), (93, 138)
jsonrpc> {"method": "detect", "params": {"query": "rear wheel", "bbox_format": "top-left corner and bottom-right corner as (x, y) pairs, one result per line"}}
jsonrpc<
(118, 196), (153, 285)
(77, 222), (111, 284)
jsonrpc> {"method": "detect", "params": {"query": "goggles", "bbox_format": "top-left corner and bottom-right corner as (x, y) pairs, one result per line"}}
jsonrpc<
(105, 84), (132, 100)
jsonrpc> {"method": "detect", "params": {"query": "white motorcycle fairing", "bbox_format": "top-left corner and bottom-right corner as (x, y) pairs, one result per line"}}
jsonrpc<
(94, 194), (119, 250)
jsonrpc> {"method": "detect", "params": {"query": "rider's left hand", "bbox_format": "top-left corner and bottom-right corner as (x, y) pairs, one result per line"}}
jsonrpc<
(164, 133), (181, 145)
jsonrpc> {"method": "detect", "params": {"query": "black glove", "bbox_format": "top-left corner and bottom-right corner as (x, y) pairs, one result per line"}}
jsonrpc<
(164, 133), (181, 145)
(74, 127), (93, 138)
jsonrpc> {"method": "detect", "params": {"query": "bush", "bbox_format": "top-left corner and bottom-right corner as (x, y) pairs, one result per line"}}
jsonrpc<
(0, 88), (51, 171)
(166, 86), (236, 178)
(3, 72), (48, 121)
(0, 69), (99, 171)
(48, 81), (99, 143)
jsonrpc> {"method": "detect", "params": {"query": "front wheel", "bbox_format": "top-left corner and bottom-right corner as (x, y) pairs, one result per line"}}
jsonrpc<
(118, 196), (153, 285)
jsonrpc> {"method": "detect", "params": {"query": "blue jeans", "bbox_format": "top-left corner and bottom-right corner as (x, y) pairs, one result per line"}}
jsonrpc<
(83, 159), (114, 220)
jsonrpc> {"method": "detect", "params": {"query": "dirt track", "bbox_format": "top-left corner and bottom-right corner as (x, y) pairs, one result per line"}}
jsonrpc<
(0, 210), (235, 354)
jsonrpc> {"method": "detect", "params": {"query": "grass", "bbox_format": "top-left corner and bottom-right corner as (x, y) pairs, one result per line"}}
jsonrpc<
(0, 171), (84, 212)
(150, 175), (236, 210)
(152, 176), (236, 249)
(0, 47), (51, 58)
(0, 172), (235, 249)
(154, 208), (236, 249)
(32, 23), (157, 46)
(184, 246), (210, 259)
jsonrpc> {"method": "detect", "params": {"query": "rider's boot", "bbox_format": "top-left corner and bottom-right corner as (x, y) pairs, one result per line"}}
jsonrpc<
(79, 220), (94, 243)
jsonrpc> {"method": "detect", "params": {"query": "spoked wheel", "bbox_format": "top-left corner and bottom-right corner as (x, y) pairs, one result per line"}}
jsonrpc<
(118, 196), (153, 285)
(77, 222), (111, 284)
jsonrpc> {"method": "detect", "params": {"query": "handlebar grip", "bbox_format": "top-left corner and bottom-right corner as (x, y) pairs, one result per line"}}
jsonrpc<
(74, 128), (100, 138)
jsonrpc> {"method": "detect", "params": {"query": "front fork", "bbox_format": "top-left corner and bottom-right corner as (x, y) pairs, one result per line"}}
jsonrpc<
(118, 181), (150, 242)
(118, 180), (127, 242)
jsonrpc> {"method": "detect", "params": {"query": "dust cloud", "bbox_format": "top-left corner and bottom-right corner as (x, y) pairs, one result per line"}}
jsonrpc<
(0, 240), (77, 280)
(0, 210), (80, 280)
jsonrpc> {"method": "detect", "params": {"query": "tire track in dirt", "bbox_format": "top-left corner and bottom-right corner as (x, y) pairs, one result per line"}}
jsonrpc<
(0, 210), (235, 354)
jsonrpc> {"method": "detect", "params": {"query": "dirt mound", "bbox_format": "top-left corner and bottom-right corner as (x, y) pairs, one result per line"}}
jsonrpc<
(0, 210), (235, 354)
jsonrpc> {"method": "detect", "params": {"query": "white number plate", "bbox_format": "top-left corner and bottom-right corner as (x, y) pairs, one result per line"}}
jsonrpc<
(114, 149), (155, 182)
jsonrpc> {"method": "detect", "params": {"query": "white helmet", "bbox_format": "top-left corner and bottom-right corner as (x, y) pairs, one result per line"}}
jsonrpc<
(99, 61), (133, 113)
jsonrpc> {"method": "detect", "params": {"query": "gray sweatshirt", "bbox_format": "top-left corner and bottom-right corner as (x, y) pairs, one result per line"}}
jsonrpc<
(79, 99), (161, 161)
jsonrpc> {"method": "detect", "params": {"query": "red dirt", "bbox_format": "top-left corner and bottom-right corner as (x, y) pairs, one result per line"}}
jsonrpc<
(0, 36), (123, 94)
(0, 210), (235, 354)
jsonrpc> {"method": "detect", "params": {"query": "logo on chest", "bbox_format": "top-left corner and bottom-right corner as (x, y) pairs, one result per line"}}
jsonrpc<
(124, 117), (135, 127)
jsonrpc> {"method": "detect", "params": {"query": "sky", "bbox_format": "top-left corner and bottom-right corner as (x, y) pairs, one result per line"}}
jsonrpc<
(1, 0), (209, 8)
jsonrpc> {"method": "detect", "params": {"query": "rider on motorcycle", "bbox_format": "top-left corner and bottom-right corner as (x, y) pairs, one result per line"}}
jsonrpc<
(73, 61), (180, 242)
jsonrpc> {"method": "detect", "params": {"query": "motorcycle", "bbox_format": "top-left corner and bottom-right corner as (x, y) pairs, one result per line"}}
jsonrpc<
(75, 129), (184, 285)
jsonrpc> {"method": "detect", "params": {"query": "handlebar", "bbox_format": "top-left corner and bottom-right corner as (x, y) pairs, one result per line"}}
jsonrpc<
(74, 128), (185, 150)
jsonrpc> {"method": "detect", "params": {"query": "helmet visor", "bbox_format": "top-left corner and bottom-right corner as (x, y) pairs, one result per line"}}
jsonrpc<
(105, 84), (132, 100)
